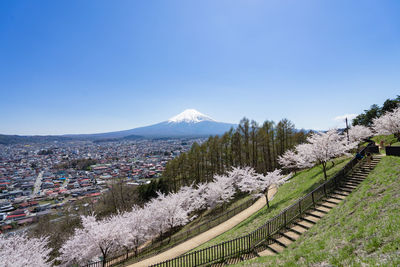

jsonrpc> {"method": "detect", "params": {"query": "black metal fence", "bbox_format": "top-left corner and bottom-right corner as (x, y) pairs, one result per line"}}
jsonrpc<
(82, 197), (256, 267)
(150, 143), (374, 267)
(366, 145), (380, 154)
(385, 146), (400, 156)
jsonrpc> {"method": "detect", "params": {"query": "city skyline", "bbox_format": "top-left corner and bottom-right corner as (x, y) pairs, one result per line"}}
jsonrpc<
(1, 1), (399, 135)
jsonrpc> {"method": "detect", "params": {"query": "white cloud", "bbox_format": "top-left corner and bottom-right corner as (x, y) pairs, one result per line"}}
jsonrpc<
(333, 113), (358, 122)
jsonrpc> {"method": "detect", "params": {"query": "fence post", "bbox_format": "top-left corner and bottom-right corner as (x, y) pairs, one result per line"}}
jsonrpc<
(298, 199), (302, 215)
(312, 192), (315, 207)
(222, 241), (225, 261)
(284, 210), (287, 226)
(323, 184), (327, 197)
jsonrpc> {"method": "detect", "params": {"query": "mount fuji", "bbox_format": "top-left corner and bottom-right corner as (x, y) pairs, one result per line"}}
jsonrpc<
(67, 109), (236, 139)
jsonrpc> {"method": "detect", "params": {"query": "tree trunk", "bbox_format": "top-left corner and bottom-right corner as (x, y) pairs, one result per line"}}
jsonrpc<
(101, 248), (107, 267)
(265, 188), (270, 208)
(322, 162), (327, 180)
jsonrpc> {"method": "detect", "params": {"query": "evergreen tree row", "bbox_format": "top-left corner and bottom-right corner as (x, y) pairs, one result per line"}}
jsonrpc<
(352, 95), (400, 127)
(162, 118), (309, 192)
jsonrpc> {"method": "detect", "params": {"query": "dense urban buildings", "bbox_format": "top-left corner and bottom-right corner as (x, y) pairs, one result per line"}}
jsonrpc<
(0, 138), (203, 233)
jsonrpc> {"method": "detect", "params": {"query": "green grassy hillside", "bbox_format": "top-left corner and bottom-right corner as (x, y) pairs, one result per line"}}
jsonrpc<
(236, 156), (400, 266)
(192, 156), (352, 251)
(372, 134), (400, 146)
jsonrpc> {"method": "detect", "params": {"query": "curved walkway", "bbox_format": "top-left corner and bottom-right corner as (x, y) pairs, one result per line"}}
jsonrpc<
(128, 186), (278, 267)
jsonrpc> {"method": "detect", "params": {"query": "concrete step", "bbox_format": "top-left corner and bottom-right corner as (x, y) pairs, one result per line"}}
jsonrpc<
(290, 224), (308, 234)
(337, 187), (353, 193)
(339, 184), (357, 190)
(269, 242), (285, 253)
(329, 195), (346, 201)
(340, 184), (358, 189)
(349, 175), (367, 180)
(303, 215), (320, 223)
(342, 180), (361, 185)
(286, 226), (303, 236)
(312, 206), (331, 213)
(351, 172), (368, 176)
(324, 198), (341, 205)
(346, 177), (365, 182)
(296, 220), (314, 229)
(319, 202), (336, 209)
(258, 247), (277, 256)
(307, 209), (326, 217)
(276, 236), (292, 247)
(332, 191), (350, 197)
(280, 231), (298, 241)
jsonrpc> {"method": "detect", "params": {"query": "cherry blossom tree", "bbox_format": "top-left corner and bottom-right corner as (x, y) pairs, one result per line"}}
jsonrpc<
(304, 129), (356, 180)
(114, 207), (150, 256)
(348, 125), (373, 143)
(260, 169), (289, 207)
(372, 106), (400, 140)
(236, 168), (288, 207)
(176, 183), (209, 215)
(176, 185), (198, 214)
(145, 192), (190, 238)
(293, 143), (315, 169)
(227, 166), (258, 188)
(204, 175), (235, 209)
(190, 182), (208, 212)
(229, 166), (289, 207)
(0, 233), (52, 267)
(161, 192), (191, 231)
(231, 166), (264, 195)
(278, 149), (301, 172)
(59, 214), (121, 266)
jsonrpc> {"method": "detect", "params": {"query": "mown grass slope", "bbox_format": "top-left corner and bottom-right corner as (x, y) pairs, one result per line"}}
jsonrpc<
(236, 156), (400, 267)
(192, 156), (351, 251)
(372, 134), (399, 146)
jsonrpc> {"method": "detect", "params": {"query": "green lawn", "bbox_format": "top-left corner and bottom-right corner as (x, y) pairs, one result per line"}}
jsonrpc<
(235, 156), (400, 267)
(191, 156), (352, 251)
(177, 194), (252, 234)
(372, 134), (399, 146)
(370, 134), (400, 154)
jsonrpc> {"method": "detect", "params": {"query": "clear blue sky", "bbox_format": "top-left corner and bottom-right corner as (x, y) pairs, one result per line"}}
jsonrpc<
(1, 0), (399, 135)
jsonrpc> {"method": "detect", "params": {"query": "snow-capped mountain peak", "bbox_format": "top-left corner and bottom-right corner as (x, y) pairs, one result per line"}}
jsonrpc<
(168, 109), (215, 123)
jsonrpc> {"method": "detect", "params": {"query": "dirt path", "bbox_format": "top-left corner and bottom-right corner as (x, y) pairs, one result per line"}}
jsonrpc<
(128, 186), (278, 267)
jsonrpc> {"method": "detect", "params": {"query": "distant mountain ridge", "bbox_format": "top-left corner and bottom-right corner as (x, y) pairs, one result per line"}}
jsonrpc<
(0, 109), (236, 144)
(65, 109), (236, 139)
(0, 134), (72, 145)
